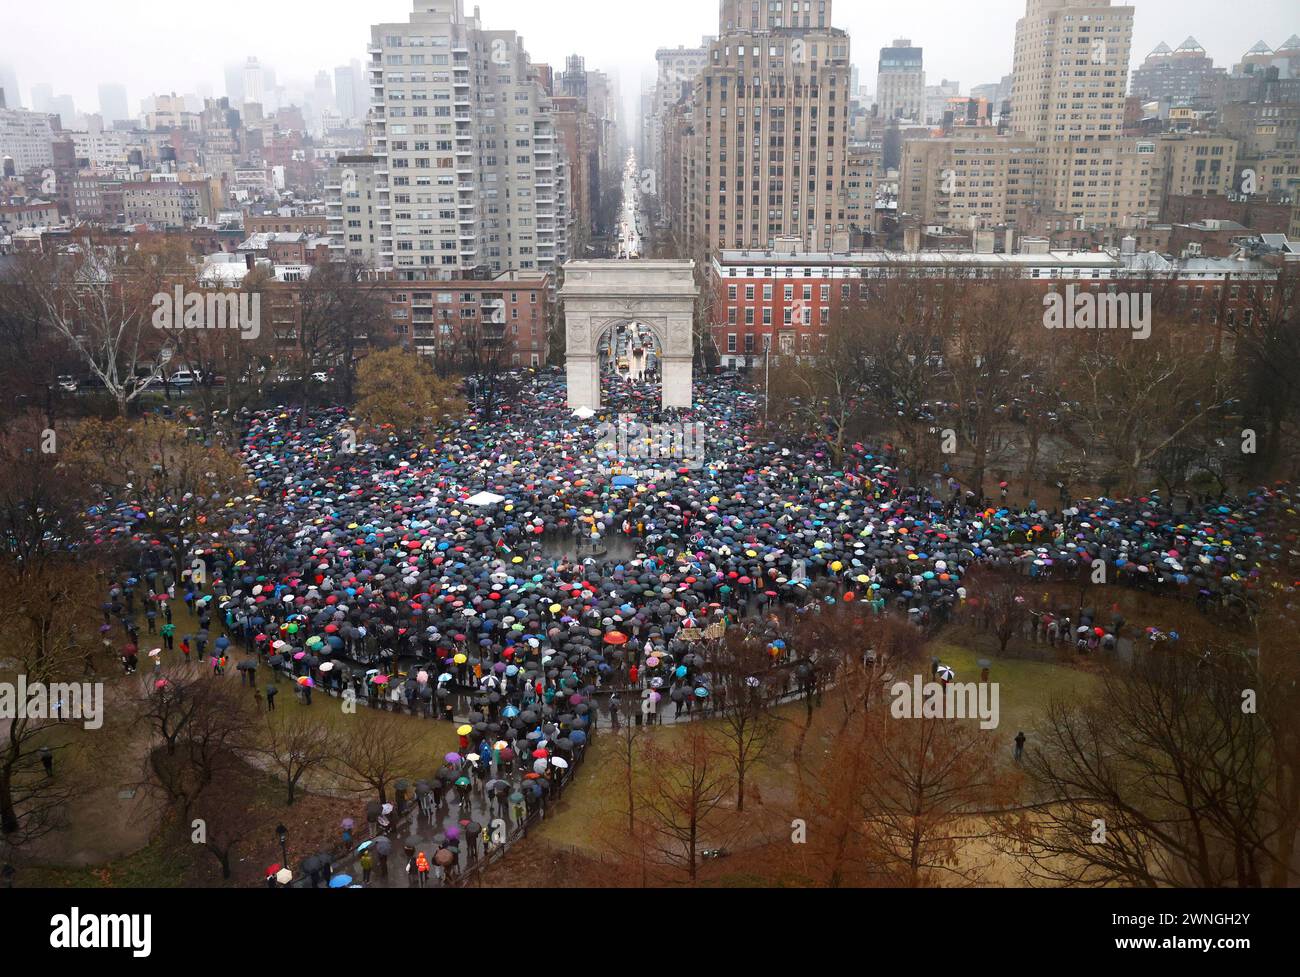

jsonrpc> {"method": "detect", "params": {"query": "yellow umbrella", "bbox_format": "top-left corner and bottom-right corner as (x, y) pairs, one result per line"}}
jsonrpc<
(453, 653), (468, 665)
(457, 724), (472, 736)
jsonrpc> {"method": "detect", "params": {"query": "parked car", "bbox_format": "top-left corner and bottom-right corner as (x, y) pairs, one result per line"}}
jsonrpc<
(168, 370), (201, 388)
(57, 375), (78, 392)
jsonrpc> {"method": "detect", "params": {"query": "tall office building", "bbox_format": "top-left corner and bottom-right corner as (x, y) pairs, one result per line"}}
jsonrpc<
(243, 57), (265, 107)
(367, 0), (571, 275)
(685, 0), (853, 255)
(30, 83), (54, 114)
(877, 39), (925, 120)
(98, 82), (129, 125)
(0, 65), (22, 109)
(224, 63), (245, 104)
(335, 64), (369, 122)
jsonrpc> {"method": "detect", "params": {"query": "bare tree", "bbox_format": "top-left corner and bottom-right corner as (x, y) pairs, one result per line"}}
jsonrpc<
(636, 726), (735, 882)
(254, 712), (340, 806)
(22, 240), (185, 416)
(331, 714), (422, 806)
(0, 418), (96, 843)
(859, 710), (1009, 887)
(1004, 645), (1298, 888)
(294, 261), (389, 402)
(709, 634), (779, 812)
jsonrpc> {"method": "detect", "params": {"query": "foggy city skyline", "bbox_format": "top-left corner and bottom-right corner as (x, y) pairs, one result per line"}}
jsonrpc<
(1, 0), (1296, 118)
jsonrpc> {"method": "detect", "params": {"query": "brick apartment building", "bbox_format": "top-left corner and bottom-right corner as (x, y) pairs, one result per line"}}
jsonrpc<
(708, 244), (1286, 367)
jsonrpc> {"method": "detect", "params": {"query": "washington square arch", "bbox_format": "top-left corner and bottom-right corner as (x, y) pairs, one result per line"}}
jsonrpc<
(560, 260), (698, 410)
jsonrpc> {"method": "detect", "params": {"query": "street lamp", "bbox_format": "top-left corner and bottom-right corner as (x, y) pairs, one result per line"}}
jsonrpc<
(763, 343), (771, 426)
(275, 824), (288, 865)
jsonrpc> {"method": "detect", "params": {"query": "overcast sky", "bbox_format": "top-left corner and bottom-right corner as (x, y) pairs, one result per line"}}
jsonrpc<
(2, 0), (1296, 120)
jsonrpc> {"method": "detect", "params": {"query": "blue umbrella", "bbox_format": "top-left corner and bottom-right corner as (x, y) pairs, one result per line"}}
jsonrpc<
(329, 874), (353, 888)
(612, 475), (637, 487)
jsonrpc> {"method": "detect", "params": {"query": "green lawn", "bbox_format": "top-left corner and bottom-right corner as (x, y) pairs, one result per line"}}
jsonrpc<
(533, 641), (1100, 858)
(926, 638), (1099, 742)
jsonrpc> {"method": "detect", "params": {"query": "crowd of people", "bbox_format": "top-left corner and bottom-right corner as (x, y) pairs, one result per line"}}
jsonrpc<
(91, 370), (1283, 685)
(79, 365), (1296, 885)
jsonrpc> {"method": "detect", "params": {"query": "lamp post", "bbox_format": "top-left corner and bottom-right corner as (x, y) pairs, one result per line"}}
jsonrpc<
(276, 823), (288, 866)
(763, 344), (771, 426)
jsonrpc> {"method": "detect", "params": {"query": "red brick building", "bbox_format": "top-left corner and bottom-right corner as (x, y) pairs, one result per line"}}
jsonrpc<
(708, 246), (1288, 367)
(265, 268), (552, 369)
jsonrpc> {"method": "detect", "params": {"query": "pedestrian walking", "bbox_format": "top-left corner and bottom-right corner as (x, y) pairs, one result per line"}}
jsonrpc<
(1014, 730), (1026, 762)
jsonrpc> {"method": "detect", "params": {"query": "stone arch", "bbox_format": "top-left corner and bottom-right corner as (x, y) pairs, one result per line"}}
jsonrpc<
(560, 260), (697, 410)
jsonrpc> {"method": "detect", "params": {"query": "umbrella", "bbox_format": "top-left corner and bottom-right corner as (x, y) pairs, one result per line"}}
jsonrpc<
(275, 868), (292, 885)
(329, 875), (353, 888)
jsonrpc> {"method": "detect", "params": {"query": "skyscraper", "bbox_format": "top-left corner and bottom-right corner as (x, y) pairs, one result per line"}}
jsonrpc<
(1009, 0), (1132, 143)
(366, 0), (571, 276)
(877, 39), (925, 120)
(224, 62), (245, 104)
(685, 0), (853, 255)
(0, 64), (21, 109)
(243, 57), (265, 107)
(335, 65), (359, 122)
(1009, 0), (1145, 226)
(649, 39), (712, 216)
(30, 83), (54, 114)
(98, 83), (129, 125)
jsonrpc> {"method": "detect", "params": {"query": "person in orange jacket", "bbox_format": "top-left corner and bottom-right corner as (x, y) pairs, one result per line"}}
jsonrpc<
(415, 851), (430, 888)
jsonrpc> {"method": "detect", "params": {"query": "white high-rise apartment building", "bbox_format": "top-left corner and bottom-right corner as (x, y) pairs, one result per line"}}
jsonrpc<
(367, 0), (570, 276)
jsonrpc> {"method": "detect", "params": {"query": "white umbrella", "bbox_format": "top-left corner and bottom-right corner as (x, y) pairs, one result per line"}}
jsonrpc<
(551, 756), (569, 769)
(936, 665), (955, 681)
(572, 406), (597, 420)
(465, 491), (506, 507)
(275, 868), (292, 885)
